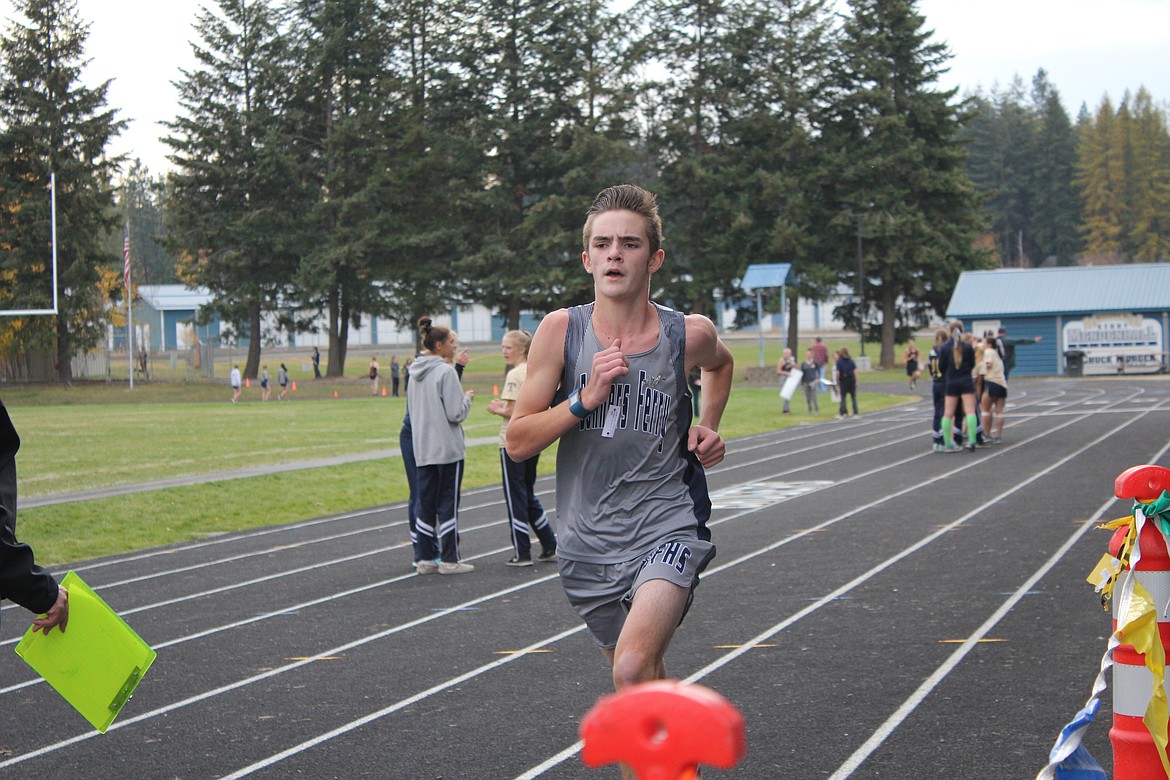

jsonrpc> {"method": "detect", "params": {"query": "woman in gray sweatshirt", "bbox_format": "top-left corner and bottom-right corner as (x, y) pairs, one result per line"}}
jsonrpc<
(407, 317), (476, 574)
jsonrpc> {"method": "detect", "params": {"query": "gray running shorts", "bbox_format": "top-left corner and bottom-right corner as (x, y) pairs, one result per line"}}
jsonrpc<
(558, 536), (716, 650)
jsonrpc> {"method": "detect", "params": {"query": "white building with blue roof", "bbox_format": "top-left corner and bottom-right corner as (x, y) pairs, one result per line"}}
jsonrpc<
(946, 264), (1170, 376)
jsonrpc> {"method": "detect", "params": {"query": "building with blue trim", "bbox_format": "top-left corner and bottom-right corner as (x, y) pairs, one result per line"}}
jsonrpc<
(118, 285), (545, 352)
(946, 264), (1170, 376)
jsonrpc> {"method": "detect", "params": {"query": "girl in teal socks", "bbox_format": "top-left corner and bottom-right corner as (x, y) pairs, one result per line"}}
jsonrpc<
(939, 321), (979, 453)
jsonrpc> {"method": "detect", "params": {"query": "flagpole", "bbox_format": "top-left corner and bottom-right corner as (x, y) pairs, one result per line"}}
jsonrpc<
(125, 222), (133, 390)
(50, 173), (59, 314)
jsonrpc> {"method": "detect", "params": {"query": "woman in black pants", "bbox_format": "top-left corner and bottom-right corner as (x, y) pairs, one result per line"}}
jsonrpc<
(835, 347), (859, 419)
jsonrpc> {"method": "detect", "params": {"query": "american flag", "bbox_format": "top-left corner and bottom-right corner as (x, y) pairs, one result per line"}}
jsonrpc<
(123, 225), (131, 293)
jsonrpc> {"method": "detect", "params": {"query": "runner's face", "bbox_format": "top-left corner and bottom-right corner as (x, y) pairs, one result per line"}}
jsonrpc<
(582, 209), (663, 299)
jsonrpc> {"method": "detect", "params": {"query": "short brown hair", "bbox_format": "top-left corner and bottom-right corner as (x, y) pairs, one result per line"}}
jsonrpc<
(582, 184), (663, 256)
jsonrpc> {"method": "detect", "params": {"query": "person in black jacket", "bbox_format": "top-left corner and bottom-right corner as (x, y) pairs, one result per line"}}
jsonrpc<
(0, 398), (69, 634)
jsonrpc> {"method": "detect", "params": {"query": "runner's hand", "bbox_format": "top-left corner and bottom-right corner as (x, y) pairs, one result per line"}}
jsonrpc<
(688, 425), (725, 469)
(582, 339), (629, 409)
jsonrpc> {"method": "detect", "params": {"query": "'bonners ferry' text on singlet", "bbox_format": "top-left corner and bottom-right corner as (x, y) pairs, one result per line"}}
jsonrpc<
(555, 303), (712, 564)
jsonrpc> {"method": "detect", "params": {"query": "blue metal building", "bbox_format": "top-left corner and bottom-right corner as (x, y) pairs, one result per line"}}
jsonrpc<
(946, 264), (1170, 376)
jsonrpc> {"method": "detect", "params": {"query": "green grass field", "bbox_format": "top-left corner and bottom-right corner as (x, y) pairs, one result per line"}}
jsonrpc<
(3, 335), (915, 564)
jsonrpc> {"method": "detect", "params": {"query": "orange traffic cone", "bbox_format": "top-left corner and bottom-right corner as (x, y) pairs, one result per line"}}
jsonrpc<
(382, 387), (387, 396)
(493, 385), (499, 396)
(245, 378), (250, 388)
(333, 389), (339, 398)
(291, 381), (297, 391)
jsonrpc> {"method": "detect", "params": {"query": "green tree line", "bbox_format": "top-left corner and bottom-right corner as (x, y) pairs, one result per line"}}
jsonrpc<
(2, 0), (1164, 378)
(962, 72), (1170, 268)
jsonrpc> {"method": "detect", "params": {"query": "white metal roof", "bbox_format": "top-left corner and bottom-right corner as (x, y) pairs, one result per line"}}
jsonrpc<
(946, 264), (1170, 317)
(137, 285), (215, 312)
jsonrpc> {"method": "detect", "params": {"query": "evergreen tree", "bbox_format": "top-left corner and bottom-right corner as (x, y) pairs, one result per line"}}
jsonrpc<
(962, 72), (1081, 266)
(1027, 71), (1081, 263)
(0, 0), (126, 381)
(1127, 88), (1170, 261)
(164, 0), (301, 378)
(457, 0), (639, 328)
(634, 0), (747, 318)
(1075, 97), (1125, 262)
(362, 0), (491, 343)
(961, 79), (1034, 266)
(721, 0), (840, 350)
(1075, 89), (1170, 263)
(824, 0), (988, 367)
(283, 0), (398, 375)
(109, 160), (175, 286)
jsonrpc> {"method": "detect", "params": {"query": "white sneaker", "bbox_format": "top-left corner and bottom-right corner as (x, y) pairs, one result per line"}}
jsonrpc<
(438, 561), (475, 575)
(415, 561), (438, 575)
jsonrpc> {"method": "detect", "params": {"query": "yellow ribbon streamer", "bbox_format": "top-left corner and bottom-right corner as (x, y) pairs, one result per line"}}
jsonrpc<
(1094, 515), (1140, 608)
(1117, 576), (1170, 778)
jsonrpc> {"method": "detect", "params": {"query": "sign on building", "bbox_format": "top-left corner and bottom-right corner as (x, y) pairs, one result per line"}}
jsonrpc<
(1062, 313), (1164, 375)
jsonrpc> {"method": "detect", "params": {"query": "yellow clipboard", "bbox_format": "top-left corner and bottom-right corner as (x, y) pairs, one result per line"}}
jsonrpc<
(14, 571), (157, 733)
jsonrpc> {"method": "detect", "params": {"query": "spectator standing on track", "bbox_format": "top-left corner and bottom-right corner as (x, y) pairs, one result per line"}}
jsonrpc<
(507, 185), (733, 769)
(1, 398), (69, 636)
(278, 363), (290, 400)
(390, 356), (401, 397)
(997, 327), (1042, 380)
(312, 346), (322, 379)
(981, 336), (1008, 443)
(810, 336), (829, 394)
(776, 347), (796, 414)
(230, 364), (242, 403)
(926, 328), (951, 451)
(800, 349), (820, 415)
(486, 330), (557, 567)
(408, 318), (475, 575)
(835, 347), (858, 419)
(401, 347), (469, 569)
(904, 338), (920, 390)
(939, 321), (979, 452)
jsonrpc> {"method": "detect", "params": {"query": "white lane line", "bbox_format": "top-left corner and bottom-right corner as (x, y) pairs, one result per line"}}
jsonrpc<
(218, 625), (588, 780)
(224, 391), (1143, 780)
(0, 388), (1139, 770)
(2, 386), (1094, 612)
(0, 420), (936, 689)
(827, 436), (1170, 780)
(511, 391), (1155, 778)
(0, 573), (563, 770)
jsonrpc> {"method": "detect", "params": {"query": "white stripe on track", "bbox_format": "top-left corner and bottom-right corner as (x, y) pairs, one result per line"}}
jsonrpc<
(0, 385), (1090, 621)
(0, 387), (1137, 772)
(510, 389), (1155, 777)
(218, 625), (587, 780)
(219, 389), (1145, 780)
(828, 435), (1170, 779)
(0, 573), (562, 770)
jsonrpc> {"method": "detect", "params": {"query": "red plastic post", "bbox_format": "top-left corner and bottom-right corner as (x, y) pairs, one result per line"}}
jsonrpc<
(1110, 465), (1170, 779)
(1115, 465), (1170, 502)
(580, 681), (746, 780)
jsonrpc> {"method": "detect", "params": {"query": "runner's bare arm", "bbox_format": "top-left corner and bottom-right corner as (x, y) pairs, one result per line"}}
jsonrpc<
(685, 314), (733, 468)
(505, 311), (573, 462)
(508, 310), (632, 462)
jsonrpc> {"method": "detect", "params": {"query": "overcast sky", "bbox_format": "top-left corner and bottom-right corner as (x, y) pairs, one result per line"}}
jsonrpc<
(7, 0), (1170, 175)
